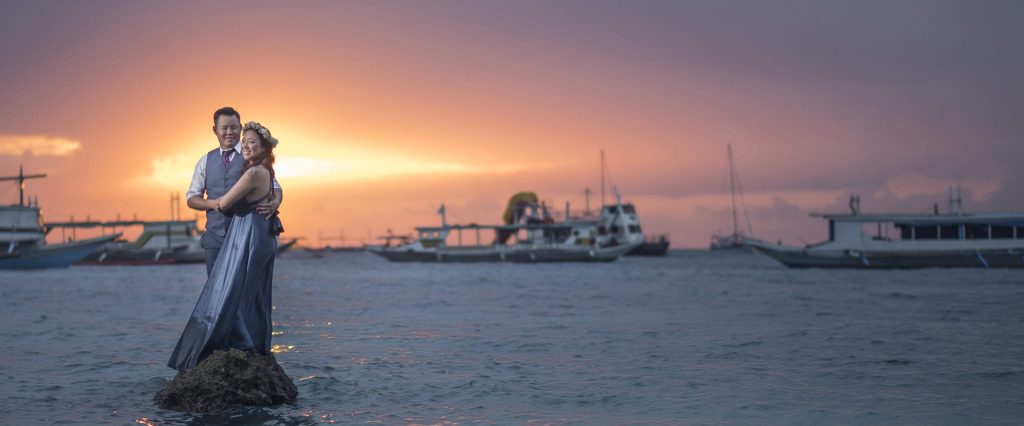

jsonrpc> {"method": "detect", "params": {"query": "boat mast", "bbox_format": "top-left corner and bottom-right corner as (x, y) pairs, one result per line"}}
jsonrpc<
(728, 145), (739, 241)
(0, 165), (48, 207)
(584, 188), (591, 217)
(600, 149), (606, 208)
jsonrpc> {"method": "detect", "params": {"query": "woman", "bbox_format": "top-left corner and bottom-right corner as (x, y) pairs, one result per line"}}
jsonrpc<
(168, 121), (281, 371)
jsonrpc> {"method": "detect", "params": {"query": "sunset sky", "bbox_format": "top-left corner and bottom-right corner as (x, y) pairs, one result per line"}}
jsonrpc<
(2, 1), (1023, 247)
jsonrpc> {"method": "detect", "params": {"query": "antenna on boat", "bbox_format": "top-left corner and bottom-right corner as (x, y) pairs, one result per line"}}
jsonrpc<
(0, 165), (47, 207)
(438, 203), (447, 227)
(950, 184), (958, 216)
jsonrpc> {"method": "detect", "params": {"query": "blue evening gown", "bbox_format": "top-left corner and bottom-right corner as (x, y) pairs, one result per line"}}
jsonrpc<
(168, 188), (278, 371)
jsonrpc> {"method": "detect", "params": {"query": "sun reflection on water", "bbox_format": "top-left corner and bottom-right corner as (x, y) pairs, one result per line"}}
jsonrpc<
(270, 344), (295, 353)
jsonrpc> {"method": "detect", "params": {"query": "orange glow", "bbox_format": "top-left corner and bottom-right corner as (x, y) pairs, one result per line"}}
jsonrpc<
(2, 3), (1015, 248)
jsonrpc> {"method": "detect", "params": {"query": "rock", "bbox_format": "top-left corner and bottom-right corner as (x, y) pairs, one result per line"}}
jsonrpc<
(154, 348), (298, 412)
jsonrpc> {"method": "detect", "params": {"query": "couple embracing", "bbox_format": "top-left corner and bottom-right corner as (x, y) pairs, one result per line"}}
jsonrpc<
(167, 107), (285, 371)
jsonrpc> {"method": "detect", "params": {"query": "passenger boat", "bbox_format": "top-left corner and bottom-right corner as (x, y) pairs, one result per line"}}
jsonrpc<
(369, 193), (640, 262)
(746, 196), (1024, 268)
(0, 167), (119, 269)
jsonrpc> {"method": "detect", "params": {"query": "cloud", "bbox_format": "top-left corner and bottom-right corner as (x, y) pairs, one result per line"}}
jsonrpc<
(0, 135), (82, 156)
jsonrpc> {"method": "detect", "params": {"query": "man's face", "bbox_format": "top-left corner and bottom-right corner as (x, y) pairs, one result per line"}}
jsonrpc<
(213, 115), (241, 149)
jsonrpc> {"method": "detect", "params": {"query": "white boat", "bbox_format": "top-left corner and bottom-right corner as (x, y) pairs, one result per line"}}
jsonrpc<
(747, 195), (1024, 268)
(0, 168), (119, 269)
(369, 193), (640, 263)
(710, 144), (757, 250)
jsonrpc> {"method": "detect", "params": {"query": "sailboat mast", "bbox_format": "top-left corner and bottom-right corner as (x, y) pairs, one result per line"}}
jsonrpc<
(600, 149), (606, 208)
(728, 144), (739, 239)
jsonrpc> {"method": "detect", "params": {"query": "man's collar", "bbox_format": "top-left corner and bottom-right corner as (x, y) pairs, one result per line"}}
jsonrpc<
(220, 143), (242, 154)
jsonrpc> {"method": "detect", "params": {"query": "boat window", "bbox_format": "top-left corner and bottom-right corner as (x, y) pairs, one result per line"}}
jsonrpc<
(965, 224), (989, 239)
(598, 226), (607, 235)
(862, 222), (897, 240)
(939, 225), (959, 240)
(622, 205), (636, 214)
(1016, 226), (1024, 239)
(628, 225), (642, 233)
(610, 225), (621, 234)
(992, 225), (1013, 239)
(914, 225), (938, 240)
(897, 224), (912, 240)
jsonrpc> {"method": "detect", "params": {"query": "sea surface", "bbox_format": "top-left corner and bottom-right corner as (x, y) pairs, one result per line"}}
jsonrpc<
(1, 250), (1022, 425)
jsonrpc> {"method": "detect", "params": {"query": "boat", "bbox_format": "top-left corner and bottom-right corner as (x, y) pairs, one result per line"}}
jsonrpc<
(62, 220), (206, 265)
(598, 201), (669, 256)
(0, 167), (119, 269)
(710, 144), (757, 250)
(746, 192), (1024, 268)
(369, 193), (641, 262)
(589, 150), (669, 256)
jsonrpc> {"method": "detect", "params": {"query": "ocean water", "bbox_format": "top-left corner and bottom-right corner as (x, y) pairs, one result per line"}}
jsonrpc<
(1, 250), (1022, 425)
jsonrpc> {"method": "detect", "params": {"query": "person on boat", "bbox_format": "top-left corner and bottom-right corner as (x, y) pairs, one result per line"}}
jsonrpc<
(168, 121), (282, 371)
(186, 107), (283, 276)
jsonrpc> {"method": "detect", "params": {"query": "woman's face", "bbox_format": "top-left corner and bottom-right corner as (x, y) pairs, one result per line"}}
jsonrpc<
(241, 129), (265, 161)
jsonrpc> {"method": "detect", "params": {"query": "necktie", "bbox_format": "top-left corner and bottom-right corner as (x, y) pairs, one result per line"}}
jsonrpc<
(221, 150), (231, 168)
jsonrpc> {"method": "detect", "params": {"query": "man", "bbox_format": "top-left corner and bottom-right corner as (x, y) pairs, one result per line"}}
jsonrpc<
(186, 106), (283, 275)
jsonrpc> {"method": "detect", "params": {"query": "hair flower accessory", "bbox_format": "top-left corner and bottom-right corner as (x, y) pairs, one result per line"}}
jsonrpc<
(242, 121), (279, 147)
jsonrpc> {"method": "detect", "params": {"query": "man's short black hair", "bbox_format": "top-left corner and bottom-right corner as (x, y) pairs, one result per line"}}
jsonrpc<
(213, 107), (240, 124)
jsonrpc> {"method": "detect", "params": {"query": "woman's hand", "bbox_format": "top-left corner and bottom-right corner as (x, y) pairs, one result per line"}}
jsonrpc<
(211, 198), (224, 212)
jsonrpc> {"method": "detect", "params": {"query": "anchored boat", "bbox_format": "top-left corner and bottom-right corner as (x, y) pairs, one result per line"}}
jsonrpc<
(0, 167), (119, 269)
(369, 192), (640, 263)
(747, 195), (1024, 268)
(710, 144), (759, 250)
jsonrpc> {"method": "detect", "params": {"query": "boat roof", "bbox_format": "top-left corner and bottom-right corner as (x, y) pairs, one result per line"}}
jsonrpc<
(415, 223), (578, 232)
(45, 219), (198, 228)
(810, 212), (1024, 224)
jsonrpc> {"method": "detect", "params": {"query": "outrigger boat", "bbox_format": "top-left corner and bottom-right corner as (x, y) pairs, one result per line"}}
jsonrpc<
(0, 167), (119, 269)
(54, 220), (207, 265)
(747, 191), (1024, 268)
(369, 192), (641, 263)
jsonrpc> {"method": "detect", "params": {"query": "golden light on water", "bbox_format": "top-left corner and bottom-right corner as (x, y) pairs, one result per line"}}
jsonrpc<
(271, 344), (295, 353)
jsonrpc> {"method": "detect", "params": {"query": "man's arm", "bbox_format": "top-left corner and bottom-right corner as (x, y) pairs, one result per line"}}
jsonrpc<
(188, 195), (218, 211)
(185, 155), (213, 211)
(256, 180), (282, 217)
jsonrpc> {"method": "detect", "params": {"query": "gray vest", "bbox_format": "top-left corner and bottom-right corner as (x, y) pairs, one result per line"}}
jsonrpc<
(200, 148), (244, 249)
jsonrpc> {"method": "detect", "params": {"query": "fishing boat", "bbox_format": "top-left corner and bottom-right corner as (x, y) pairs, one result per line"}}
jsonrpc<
(710, 144), (758, 250)
(746, 191), (1024, 268)
(62, 221), (298, 265)
(0, 167), (119, 269)
(60, 220), (206, 265)
(369, 193), (640, 262)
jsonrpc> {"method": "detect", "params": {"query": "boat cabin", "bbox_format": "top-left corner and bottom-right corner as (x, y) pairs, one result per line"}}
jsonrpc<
(814, 213), (1024, 243)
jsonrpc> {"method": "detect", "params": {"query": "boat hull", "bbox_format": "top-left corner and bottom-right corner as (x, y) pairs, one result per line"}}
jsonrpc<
(751, 244), (1024, 269)
(627, 241), (670, 256)
(370, 243), (639, 263)
(0, 234), (120, 269)
(77, 247), (205, 265)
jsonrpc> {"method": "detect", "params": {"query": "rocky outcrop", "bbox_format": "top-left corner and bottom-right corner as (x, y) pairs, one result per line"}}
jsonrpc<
(154, 348), (298, 412)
